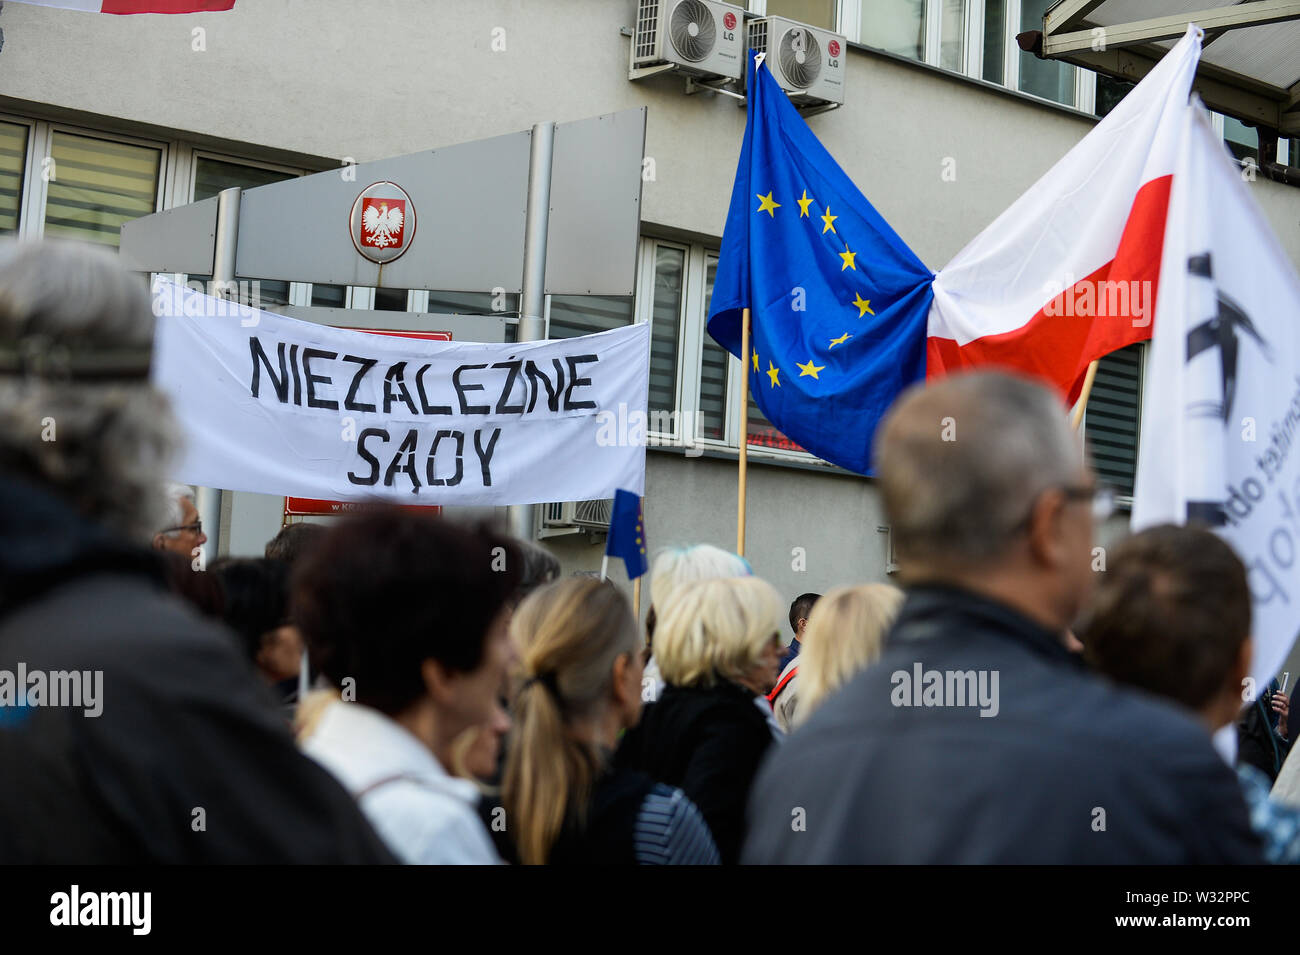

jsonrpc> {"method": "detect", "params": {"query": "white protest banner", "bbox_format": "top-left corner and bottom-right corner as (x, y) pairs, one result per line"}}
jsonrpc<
(1133, 102), (1300, 689)
(151, 280), (649, 506)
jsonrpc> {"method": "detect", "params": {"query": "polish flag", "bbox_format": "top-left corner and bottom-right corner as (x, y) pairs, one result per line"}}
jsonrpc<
(10, 0), (234, 12)
(927, 26), (1203, 403)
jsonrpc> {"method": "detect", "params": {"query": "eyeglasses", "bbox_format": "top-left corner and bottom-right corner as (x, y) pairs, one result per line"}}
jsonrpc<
(160, 520), (203, 535)
(1068, 484), (1117, 523)
(1011, 483), (1116, 533)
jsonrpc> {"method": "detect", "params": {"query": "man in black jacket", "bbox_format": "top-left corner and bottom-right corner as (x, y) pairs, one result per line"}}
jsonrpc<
(742, 371), (1261, 864)
(0, 241), (394, 863)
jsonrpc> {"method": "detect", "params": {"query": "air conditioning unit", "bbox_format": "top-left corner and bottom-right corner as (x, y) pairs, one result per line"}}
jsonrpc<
(631, 0), (745, 82)
(747, 16), (846, 107)
(539, 498), (614, 536)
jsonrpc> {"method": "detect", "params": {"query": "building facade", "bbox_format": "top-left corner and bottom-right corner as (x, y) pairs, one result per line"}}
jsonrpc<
(3, 0), (1300, 630)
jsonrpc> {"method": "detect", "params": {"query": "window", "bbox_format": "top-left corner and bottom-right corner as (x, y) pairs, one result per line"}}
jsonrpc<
(855, 0), (926, 61)
(44, 131), (161, 248)
(548, 294), (635, 338)
(937, 0), (968, 73)
(193, 156), (292, 200)
(765, 0), (837, 30)
(698, 255), (730, 442)
(1095, 74), (1135, 118)
(634, 235), (814, 459)
(1083, 342), (1144, 501)
(982, 0), (1007, 83)
(1222, 115), (1258, 165)
(747, 397), (805, 452)
(427, 290), (517, 316)
(374, 287), (409, 311)
(1018, 0), (1075, 105)
(0, 122), (28, 236)
(646, 244), (686, 421)
(847, 0), (1093, 107)
(311, 283), (347, 308)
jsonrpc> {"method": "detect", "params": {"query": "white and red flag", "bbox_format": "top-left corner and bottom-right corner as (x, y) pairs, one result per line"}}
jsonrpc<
(9, 0), (233, 13)
(927, 25), (1202, 403)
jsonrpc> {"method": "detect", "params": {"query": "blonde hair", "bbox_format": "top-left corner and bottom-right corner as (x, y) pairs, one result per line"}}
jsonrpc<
(654, 576), (783, 689)
(796, 583), (904, 724)
(649, 545), (750, 626)
(502, 577), (640, 865)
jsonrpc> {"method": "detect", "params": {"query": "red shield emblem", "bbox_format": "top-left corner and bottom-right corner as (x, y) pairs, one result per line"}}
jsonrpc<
(360, 197), (406, 250)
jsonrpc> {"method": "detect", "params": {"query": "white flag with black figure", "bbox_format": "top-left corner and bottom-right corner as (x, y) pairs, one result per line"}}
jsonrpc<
(1133, 100), (1300, 690)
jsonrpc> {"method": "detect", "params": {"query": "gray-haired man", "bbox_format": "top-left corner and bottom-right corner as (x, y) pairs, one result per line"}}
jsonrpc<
(153, 482), (208, 559)
(743, 370), (1260, 863)
(0, 241), (393, 863)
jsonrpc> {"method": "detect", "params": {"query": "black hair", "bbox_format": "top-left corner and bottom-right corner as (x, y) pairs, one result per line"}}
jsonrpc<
(264, 521), (327, 567)
(789, 592), (822, 636)
(160, 550), (225, 620)
(292, 508), (521, 716)
(210, 557), (291, 661)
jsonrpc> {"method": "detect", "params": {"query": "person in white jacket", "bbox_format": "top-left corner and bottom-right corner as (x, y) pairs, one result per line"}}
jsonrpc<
(295, 508), (522, 864)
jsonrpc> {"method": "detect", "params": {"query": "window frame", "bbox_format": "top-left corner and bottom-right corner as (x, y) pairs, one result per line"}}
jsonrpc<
(636, 236), (692, 442)
(633, 233), (822, 464)
(838, 0), (1096, 109)
(696, 249), (738, 449)
(0, 114), (38, 239)
(30, 121), (169, 247)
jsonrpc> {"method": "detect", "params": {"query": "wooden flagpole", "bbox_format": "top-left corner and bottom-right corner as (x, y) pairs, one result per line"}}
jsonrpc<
(1071, 359), (1100, 431)
(633, 577), (642, 618)
(737, 308), (751, 557)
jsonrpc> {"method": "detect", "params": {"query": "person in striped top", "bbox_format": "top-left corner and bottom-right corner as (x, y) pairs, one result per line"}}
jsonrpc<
(503, 577), (718, 865)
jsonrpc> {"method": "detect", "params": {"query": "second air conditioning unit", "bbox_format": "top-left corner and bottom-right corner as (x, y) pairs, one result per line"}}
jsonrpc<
(747, 15), (846, 107)
(632, 0), (745, 82)
(539, 498), (615, 537)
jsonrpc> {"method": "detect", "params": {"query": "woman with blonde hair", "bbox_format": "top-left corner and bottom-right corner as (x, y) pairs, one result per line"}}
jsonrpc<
(614, 575), (785, 863)
(503, 577), (718, 865)
(641, 544), (752, 702)
(792, 583), (904, 727)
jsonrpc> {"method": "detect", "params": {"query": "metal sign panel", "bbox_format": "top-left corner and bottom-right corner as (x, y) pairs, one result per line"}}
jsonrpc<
(119, 195), (218, 275)
(122, 108), (647, 295)
(545, 108), (646, 295)
(236, 131), (529, 291)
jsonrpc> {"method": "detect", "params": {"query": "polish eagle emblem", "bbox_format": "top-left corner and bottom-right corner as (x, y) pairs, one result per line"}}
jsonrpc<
(361, 198), (405, 249)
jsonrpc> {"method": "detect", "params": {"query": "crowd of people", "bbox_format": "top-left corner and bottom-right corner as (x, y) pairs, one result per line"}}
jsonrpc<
(2, 240), (1298, 864)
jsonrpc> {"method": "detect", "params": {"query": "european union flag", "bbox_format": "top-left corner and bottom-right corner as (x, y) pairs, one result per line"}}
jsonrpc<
(605, 488), (647, 580)
(708, 53), (935, 475)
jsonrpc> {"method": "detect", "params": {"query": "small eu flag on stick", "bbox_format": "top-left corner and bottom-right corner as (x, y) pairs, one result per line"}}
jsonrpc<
(601, 489), (648, 581)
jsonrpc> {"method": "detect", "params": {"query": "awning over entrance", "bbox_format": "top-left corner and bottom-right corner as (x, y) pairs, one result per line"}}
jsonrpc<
(1024, 1), (1300, 155)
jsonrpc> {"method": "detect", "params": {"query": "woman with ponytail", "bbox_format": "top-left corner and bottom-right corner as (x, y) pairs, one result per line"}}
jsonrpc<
(502, 577), (719, 865)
